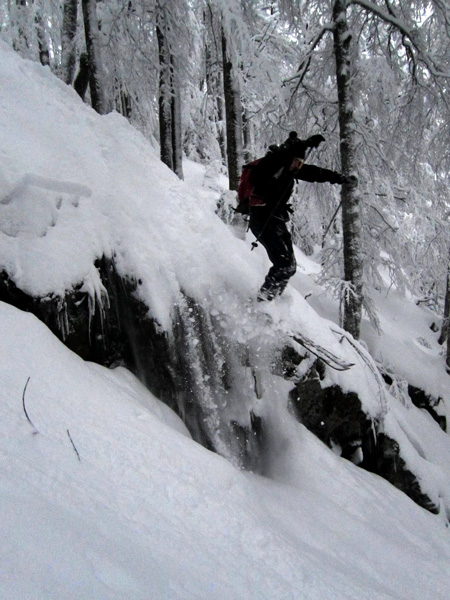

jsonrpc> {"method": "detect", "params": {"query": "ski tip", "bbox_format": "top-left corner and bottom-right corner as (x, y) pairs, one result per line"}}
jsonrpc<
(289, 333), (355, 371)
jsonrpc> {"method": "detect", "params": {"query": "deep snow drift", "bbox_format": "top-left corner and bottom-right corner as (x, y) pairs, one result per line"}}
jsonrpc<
(1, 42), (450, 599)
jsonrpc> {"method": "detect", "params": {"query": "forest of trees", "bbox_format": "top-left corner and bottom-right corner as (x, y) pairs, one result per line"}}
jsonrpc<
(1, 0), (450, 353)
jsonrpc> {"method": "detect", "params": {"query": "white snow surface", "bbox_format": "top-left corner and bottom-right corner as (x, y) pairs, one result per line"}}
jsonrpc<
(1, 42), (450, 598)
(2, 301), (450, 600)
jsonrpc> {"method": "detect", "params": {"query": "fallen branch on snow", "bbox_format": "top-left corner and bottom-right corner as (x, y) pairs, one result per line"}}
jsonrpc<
(67, 429), (81, 461)
(22, 377), (39, 434)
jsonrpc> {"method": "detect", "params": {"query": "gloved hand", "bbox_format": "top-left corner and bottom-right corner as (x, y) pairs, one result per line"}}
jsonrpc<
(343, 174), (358, 186)
(336, 173), (358, 186)
(306, 134), (325, 148)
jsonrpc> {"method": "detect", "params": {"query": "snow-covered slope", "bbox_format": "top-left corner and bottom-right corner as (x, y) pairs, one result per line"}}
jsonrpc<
(2, 302), (450, 599)
(0, 42), (257, 330)
(2, 41), (450, 598)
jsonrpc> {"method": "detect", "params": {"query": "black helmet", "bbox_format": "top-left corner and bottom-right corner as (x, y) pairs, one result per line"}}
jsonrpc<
(279, 131), (305, 157)
(279, 131), (325, 158)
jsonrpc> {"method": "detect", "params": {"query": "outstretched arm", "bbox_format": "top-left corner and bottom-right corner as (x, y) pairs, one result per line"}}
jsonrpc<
(295, 163), (345, 184)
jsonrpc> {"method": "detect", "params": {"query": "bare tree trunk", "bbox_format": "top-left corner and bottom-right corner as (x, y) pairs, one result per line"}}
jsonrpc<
(81, 0), (108, 115)
(12, 0), (30, 56)
(242, 109), (253, 163)
(171, 53), (183, 180)
(204, 6), (226, 164)
(447, 314), (450, 375)
(221, 27), (243, 191)
(156, 16), (183, 179)
(61, 0), (78, 85)
(333, 0), (363, 339)
(439, 251), (450, 374)
(156, 24), (173, 171)
(35, 10), (50, 66)
(216, 92), (227, 164)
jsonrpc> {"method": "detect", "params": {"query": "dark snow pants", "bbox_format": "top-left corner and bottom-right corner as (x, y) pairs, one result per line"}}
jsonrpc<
(249, 214), (297, 301)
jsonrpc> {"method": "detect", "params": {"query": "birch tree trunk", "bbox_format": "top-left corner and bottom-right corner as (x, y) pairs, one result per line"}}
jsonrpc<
(221, 27), (243, 191)
(61, 0), (78, 85)
(333, 0), (363, 339)
(81, 0), (108, 115)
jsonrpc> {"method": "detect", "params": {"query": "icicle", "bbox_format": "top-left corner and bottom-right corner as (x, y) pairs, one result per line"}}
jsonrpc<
(79, 269), (110, 346)
(56, 297), (70, 340)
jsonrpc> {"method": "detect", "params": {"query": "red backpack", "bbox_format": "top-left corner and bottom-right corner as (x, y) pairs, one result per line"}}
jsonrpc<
(235, 159), (266, 215)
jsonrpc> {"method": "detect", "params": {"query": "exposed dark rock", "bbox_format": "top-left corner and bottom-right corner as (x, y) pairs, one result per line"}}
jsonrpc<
(375, 434), (439, 514)
(0, 260), (442, 510)
(430, 321), (439, 333)
(171, 295), (264, 468)
(99, 257), (179, 410)
(288, 364), (374, 466)
(288, 364), (439, 513)
(380, 370), (446, 432)
(0, 269), (107, 363)
(0, 258), (264, 469)
(408, 384), (446, 431)
(230, 412), (264, 472)
(381, 371), (393, 386)
(271, 345), (306, 380)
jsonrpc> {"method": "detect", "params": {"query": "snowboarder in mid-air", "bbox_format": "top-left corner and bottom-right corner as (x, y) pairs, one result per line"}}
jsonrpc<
(240, 131), (354, 302)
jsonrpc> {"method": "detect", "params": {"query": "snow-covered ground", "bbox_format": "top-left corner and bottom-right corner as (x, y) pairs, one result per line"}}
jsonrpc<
(1, 300), (450, 599)
(1, 41), (450, 599)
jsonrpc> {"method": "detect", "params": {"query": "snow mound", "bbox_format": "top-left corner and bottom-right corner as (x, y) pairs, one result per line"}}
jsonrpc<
(0, 41), (258, 329)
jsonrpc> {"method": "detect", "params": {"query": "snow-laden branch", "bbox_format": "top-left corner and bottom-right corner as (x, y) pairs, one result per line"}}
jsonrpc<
(282, 24), (334, 86)
(351, 0), (450, 78)
(1, 173), (92, 205)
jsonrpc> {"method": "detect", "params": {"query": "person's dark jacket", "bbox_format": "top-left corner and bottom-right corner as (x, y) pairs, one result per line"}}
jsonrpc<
(250, 148), (344, 221)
